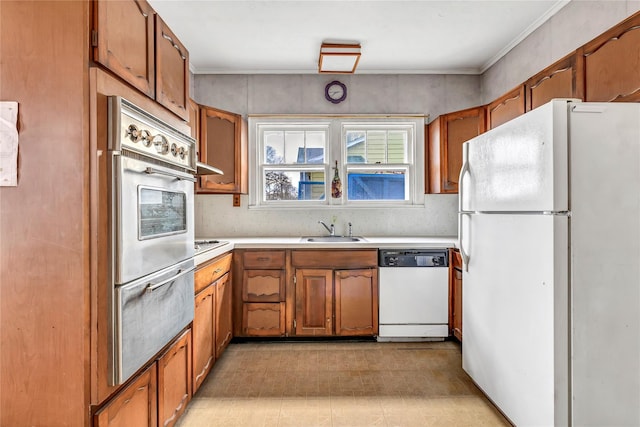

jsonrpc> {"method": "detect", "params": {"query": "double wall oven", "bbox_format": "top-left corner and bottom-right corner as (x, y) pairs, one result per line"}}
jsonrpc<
(107, 97), (196, 385)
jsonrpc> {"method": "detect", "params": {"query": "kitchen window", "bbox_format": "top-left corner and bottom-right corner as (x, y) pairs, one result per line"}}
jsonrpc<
(249, 116), (424, 208)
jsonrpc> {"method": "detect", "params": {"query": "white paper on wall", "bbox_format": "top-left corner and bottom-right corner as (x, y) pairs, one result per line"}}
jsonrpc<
(0, 101), (19, 186)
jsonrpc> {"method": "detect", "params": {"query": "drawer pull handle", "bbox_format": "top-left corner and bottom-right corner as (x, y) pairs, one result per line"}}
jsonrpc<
(256, 257), (270, 261)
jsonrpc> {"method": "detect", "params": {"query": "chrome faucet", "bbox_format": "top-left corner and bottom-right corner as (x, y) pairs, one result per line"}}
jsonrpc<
(318, 220), (335, 236)
(348, 222), (353, 237)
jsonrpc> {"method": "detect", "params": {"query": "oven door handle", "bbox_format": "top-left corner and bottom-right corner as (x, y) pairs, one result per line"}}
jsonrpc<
(145, 266), (195, 293)
(144, 167), (196, 182)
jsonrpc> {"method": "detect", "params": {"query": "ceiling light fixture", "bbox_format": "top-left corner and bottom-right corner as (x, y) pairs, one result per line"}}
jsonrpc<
(318, 43), (361, 74)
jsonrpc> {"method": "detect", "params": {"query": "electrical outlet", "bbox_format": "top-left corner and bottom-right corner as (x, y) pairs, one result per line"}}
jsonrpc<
(233, 194), (241, 207)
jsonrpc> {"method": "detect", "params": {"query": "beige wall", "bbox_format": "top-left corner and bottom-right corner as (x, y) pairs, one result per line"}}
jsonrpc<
(193, 74), (481, 238)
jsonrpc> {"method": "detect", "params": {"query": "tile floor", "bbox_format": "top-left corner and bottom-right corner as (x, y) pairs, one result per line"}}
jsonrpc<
(176, 340), (511, 427)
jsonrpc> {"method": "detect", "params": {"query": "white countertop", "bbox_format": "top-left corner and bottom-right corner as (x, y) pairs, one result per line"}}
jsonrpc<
(194, 236), (458, 266)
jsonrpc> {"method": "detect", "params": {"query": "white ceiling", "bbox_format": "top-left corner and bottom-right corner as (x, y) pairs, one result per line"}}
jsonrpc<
(148, 0), (570, 75)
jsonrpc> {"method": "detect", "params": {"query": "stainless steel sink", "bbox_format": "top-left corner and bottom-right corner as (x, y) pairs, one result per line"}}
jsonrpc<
(301, 236), (365, 243)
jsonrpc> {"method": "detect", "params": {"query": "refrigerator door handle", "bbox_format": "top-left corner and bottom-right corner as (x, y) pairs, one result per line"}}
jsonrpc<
(458, 212), (471, 272)
(458, 143), (470, 213)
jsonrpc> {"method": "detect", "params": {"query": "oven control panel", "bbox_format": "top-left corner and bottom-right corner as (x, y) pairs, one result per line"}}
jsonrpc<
(109, 97), (196, 172)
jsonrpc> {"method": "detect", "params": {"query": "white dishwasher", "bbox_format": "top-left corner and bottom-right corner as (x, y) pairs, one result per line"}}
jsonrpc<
(377, 249), (449, 341)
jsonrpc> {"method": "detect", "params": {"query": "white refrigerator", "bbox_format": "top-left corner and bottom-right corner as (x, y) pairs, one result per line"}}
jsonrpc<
(459, 99), (640, 426)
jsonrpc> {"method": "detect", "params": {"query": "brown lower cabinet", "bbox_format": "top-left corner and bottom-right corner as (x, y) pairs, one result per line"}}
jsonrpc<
(233, 249), (378, 337)
(292, 250), (379, 337)
(157, 329), (192, 427)
(93, 363), (158, 427)
(294, 267), (378, 337)
(234, 250), (287, 337)
(192, 284), (215, 393)
(215, 273), (233, 356)
(93, 328), (191, 427)
(449, 249), (463, 341)
(192, 253), (233, 394)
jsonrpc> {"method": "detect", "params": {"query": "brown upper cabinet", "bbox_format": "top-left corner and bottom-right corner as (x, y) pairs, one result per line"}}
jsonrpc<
(187, 99), (200, 141)
(93, 0), (155, 98)
(577, 12), (640, 103)
(486, 85), (526, 130)
(525, 53), (583, 111)
(155, 15), (190, 120)
(93, 0), (189, 120)
(427, 106), (486, 194)
(197, 106), (248, 194)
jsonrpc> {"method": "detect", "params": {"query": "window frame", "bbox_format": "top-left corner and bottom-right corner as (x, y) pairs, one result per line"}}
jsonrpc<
(248, 115), (425, 209)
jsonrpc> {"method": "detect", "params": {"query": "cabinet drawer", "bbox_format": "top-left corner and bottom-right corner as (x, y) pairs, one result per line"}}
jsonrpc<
(242, 269), (285, 302)
(291, 250), (377, 269)
(195, 253), (232, 294)
(243, 251), (285, 269)
(242, 303), (286, 336)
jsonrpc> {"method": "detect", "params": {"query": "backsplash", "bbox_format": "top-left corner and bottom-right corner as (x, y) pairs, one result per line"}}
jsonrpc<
(195, 194), (458, 238)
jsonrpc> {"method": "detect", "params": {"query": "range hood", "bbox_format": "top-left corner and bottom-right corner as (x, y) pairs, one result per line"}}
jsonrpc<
(195, 161), (224, 176)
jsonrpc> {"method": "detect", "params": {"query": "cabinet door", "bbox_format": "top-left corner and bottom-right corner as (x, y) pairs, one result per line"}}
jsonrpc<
(197, 106), (248, 194)
(295, 269), (333, 336)
(192, 285), (214, 394)
(334, 268), (378, 336)
(486, 85), (525, 130)
(94, 363), (157, 427)
(94, 0), (155, 98)
(215, 273), (233, 357)
(578, 13), (640, 102)
(157, 329), (191, 427)
(155, 15), (189, 120)
(449, 249), (463, 341)
(427, 106), (486, 194)
(242, 269), (285, 302)
(187, 99), (200, 141)
(242, 302), (286, 336)
(525, 53), (581, 111)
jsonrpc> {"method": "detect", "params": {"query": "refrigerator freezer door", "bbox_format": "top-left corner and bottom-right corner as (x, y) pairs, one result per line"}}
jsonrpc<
(460, 99), (570, 213)
(461, 213), (569, 426)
